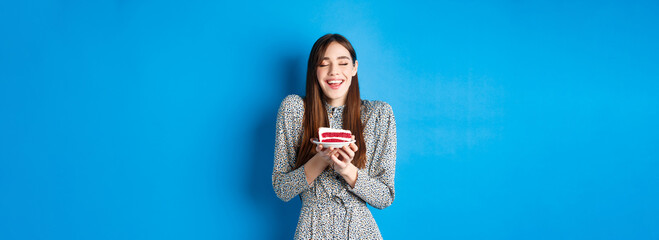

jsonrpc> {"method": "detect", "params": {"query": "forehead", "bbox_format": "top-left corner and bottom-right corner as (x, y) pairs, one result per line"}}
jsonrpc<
(322, 42), (351, 59)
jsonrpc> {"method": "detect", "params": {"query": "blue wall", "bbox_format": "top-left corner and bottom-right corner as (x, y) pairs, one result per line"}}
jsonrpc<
(1, 1), (658, 239)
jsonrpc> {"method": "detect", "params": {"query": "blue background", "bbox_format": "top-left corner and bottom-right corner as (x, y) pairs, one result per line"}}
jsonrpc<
(1, 1), (658, 239)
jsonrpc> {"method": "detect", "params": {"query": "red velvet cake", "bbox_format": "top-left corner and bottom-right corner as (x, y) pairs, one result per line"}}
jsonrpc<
(318, 127), (353, 142)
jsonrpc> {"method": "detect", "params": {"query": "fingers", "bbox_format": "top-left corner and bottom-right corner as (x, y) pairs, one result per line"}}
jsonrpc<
(331, 155), (347, 168)
(349, 142), (358, 152)
(316, 144), (336, 153)
(336, 149), (351, 163)
(340, 145), (355, 159)
(326, 147), (338, 156)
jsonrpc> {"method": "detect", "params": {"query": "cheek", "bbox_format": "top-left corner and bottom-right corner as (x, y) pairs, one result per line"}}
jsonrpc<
(344, 69), (354, 79)
(343, 66), (355, 76)
(316, 69), (325, 82)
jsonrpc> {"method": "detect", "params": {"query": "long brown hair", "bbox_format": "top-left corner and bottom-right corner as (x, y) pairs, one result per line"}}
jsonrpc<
(295, 33), (366, 169)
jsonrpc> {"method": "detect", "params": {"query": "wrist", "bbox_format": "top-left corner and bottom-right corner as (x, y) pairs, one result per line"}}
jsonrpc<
(339, 164), (358, 178)
(339, 164), (358, 188)
(309, 155), (328, 169)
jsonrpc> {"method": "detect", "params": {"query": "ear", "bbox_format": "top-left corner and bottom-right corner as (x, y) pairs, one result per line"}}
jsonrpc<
(352, 60), (359, 76)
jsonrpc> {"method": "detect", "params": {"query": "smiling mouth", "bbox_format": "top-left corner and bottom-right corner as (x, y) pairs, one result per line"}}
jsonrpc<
(326, 79), (344, 89)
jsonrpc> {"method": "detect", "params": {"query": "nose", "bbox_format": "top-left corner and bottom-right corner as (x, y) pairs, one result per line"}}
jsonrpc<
(329, 63), (340, 76)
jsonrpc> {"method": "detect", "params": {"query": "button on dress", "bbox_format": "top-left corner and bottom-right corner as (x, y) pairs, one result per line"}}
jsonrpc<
(272, 95), (397, 239)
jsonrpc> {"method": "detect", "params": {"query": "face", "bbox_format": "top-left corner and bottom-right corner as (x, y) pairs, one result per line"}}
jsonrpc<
(317, 42), (358, 107)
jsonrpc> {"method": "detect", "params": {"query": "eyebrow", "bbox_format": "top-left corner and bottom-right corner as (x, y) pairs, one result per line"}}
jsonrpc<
(322, 56), (352, 61)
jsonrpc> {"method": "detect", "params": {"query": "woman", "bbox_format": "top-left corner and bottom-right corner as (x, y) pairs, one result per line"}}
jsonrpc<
(272, 33), (396, 239)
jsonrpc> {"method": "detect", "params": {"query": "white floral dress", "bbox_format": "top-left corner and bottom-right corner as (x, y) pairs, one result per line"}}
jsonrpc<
(272, 95), (397, 239)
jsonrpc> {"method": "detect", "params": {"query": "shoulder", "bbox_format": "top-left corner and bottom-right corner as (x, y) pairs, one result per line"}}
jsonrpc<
(278, 94), (304, 114)
(282, 94), (303, 104)
(362, 99), (394, 117)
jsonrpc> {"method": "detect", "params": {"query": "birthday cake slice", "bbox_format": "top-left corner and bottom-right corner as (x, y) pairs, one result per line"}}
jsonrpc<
(318, 127), (353, 142)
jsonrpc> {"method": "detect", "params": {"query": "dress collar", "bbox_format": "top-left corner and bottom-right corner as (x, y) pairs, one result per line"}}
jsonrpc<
(324, 101), (345, 113)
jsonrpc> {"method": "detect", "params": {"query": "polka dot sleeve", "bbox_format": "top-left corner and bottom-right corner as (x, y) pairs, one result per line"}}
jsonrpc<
(272, 95), (311, 202)
(348, 102), (397, 209)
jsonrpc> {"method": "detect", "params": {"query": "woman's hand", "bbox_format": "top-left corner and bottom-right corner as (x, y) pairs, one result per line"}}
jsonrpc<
(330, 142), (358, 172)
(330, 136), (359, 187)
(311, 139), (339, 167)
(304, 139), (341, 185)
(306, 138), (359, 187)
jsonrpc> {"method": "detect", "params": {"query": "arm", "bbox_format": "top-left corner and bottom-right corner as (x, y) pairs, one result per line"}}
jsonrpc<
(272, 96), (310, 202)
(331, 143), (360, 188)
(347, 103), (397, 209)
(304, 144), (338, 185)
(271, 95), (337, 201)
